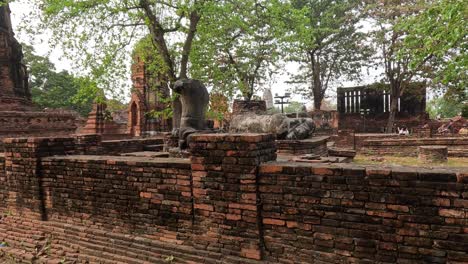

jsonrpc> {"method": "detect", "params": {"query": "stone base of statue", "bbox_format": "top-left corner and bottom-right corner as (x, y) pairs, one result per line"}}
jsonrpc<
(168, 147), (190, 158)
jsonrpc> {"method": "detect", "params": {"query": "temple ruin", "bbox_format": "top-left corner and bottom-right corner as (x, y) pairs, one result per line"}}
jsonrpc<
(0, 4), (467, 264)
(0, 4), (79, 150)
(128, 55), (172, 136)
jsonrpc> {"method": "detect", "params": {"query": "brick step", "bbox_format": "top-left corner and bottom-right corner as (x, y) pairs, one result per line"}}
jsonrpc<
(0, 243), (122, 264)
(448, 149), (468, 157)
(143, 144), (164, 151)
(37, 220), (224, 263)
(1, 217), (257, 264)
(53, 236), (167, 264)
(0, 246), (64, 264)
(50, 225), (221, 263)
(0, 226), (47, 251)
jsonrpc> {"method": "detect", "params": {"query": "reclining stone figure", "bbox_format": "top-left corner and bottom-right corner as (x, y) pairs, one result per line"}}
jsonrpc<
(230, 113), (315, 140)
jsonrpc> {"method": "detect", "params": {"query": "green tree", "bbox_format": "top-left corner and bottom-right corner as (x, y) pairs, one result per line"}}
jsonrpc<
(23, 44), (97, 116)
(190, 0), (282, 100)
(284, 0), (370, 110)
(427, 96), (466, 119)
(283, 101), (306, 114)
(20, 0), (211, 90)
(398, 0), (467, 92)
(367, 0), (437, 132)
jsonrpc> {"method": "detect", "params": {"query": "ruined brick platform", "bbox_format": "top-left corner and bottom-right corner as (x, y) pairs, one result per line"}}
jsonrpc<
(1, 134), (467, 263)
(360, 137), (468, 157)
(0, 111), (79, 151)
(276, 136), (329, 155)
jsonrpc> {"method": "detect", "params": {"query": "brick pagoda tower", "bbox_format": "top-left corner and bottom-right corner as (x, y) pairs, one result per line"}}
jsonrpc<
(0, 3), (80, 150)
(0, 3), (33, 110)
(128, 55), (171, 136)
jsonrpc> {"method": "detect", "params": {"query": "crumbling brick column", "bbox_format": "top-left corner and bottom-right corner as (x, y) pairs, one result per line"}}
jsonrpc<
(74, 134), (102, 154)
(3, 137), (76, 219)
(189, 133), (276, 260)
(0, 153), (5, 208)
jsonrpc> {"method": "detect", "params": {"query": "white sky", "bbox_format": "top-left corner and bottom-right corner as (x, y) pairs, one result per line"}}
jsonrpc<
(10, 3), (383, 109)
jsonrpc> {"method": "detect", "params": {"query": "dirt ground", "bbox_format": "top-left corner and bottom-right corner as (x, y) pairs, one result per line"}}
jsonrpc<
(354, 155), (468, 168)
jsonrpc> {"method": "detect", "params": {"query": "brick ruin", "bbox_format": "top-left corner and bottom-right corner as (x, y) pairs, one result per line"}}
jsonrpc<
(80, 102), (129, 140)
(0, 4), (80, 151)
(81, 55), (173, 139)
(0, 3), (31, 111)
(0, 4), (467, 263)
(0, 133), (467, 263)
(337, 84), (428, 133)
(128, 56), (172, 136)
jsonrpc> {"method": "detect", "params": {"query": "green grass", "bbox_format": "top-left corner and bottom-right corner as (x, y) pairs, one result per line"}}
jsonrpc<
(354, 155), (468, 168)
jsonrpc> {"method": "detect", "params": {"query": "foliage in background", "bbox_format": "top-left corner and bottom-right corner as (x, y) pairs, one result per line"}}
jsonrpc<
(18, 0), (211, 99)
(427, 97), (466, 119)
(283, 101), (306, 114)
(366, 0), (434, 132)
(283, 0), (370, 110)
(191, 0), (283, 101)
(398, 0), (467, 94)
(23, 44), (97, 116)
(206, 93), (230, 122)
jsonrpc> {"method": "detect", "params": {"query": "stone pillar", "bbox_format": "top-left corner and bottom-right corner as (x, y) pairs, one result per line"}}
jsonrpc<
(3, 137), (76, 219)
(189, 133), (276, 260)
(418, 146), (448, 163)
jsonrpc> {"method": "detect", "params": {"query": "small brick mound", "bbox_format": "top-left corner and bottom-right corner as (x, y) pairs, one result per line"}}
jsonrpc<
(419, 145), (448, 163)
(232, 100), (267, 114)
(276, 136), (329, 155)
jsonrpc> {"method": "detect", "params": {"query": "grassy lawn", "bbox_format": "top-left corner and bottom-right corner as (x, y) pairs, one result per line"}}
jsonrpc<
(354, 155), (468, 168)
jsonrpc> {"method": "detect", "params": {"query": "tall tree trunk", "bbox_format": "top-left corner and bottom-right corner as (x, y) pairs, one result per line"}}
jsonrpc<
(140, 0), (176, 83)
(311, 52), (322, 110)
(313, 92), (322, 111)
(179, 11), (200, 79)
(386, 82), (401, 133)
(312, 70), (323, 110)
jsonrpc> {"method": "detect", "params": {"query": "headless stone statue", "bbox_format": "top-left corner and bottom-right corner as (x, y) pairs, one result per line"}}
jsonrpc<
(172, 79), (209, 149)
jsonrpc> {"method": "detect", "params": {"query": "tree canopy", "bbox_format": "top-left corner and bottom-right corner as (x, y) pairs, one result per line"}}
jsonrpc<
(23, 44), (98, 116)
(13, 0), (467, 115)
(284, 0), (370, 110)
(190, 0), (283, 100)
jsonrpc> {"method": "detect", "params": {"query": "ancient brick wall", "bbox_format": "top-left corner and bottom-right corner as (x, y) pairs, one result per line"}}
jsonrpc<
(333, 129), (355, 148)
(41, 155), (193, 243)
(0, 134), (467, 263)
(0, 153), (5, 207)
(2, 137), (76, 218)
(232, 100), (267, 115)
(99, 137), (164, 155)
(360, 137), (468, 157)
(189, 133), (277, 260)
(276, 137), (328, 156)
(0, 111), (79, 151)
(259, 163), (468, 263)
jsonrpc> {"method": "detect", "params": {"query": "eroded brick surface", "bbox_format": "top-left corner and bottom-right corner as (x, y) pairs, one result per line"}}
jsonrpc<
(0, 134), (467, 263)
(259, 163), (468, 263)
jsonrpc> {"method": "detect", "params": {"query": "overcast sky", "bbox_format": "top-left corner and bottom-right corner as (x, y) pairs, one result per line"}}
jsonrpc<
(10, 2), (382, 108)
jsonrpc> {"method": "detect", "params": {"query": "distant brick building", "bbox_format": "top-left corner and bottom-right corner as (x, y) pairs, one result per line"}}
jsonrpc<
(337, 83), (428, 133)
(128, 56), (171, 136)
